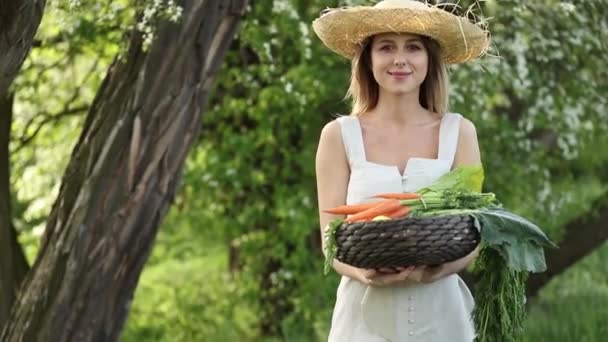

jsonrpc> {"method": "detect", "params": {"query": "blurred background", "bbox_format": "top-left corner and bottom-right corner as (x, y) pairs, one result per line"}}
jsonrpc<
(10, 0), (608, 341)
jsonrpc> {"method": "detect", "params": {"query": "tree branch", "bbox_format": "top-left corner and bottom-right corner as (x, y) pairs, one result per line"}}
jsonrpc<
(526, 195), (608, 298)
(12, 105), (88, 152)
(0, 92), (30, 331)
(0, 0), (46, 95)
(11, 58), (99, 152)
(0, 0), (46, 332)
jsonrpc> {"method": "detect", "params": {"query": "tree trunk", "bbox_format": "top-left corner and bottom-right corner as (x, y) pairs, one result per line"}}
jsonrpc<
(526, 196), (608, 298)
(0, 0), (45, 329)
(0, 0), (248, 340)
(0, 93), (30, 331)
(0, 0), (46, 96)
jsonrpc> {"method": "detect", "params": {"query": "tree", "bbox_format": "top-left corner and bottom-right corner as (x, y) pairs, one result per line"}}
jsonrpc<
(0, 0), (45, 328)
(0, 0), (248, 340)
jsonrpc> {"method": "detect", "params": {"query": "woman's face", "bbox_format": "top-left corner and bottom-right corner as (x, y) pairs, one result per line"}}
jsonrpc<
(370, 32), (429, 95)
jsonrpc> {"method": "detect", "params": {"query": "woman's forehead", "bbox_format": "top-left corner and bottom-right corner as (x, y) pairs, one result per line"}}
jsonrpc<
(373, 32), (421, 43)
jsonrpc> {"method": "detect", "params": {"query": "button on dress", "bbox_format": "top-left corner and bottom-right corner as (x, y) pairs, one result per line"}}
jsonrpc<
(327, 113), (476, 342)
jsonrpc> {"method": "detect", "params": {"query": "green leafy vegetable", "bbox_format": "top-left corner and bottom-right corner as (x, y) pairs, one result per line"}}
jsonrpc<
(472, 246), (528, 342)
(419, 164), (486, 194)
(472, 208), (557, 272)
(323, 219), (342, 275)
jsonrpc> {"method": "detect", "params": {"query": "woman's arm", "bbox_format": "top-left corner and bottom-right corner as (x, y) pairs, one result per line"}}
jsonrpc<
(422, 117), (483, 282)
(453, 117), (482, 168)
(315, 120), (369, 283)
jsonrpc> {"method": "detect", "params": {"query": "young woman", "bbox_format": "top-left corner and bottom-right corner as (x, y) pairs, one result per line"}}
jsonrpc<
(312, 0), (490, 341)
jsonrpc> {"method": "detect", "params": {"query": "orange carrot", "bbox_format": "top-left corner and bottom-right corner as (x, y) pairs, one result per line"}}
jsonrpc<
(386, 206), (411, 218)
(345, 199), (402, 223)
(323, 202), (380, 215)
(372, 192), (420, 200)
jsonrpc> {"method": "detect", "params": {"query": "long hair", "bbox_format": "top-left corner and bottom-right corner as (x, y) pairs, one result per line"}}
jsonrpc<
(345, 35), (449, 116)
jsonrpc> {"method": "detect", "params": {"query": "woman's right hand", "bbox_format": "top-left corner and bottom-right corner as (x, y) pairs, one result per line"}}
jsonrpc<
(357, 266), (427, 287)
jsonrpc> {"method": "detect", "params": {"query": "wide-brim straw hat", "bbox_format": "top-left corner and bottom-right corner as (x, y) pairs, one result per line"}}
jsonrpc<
(312, 0), (490, 64)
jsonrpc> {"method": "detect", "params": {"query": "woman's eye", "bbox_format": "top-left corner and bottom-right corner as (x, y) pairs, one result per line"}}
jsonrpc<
(380, 45), (393, 51)
(408, 44), (421, 51)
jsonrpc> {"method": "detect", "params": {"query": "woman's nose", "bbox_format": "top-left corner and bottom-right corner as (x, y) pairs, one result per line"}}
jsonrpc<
(394, 58), (407, 67)
(393, 51), (408, 67)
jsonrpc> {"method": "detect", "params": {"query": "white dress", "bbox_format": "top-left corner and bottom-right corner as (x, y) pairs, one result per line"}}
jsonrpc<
(328, 113), (476, 342)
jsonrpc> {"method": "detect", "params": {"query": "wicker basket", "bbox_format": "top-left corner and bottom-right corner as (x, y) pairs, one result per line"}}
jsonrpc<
(334, 214), (480, 269)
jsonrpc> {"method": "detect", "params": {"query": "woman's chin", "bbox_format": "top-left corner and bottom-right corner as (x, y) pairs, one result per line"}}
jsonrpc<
(381, 86), (419, 96)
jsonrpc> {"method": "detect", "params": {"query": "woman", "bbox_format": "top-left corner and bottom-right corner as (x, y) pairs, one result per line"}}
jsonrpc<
(312, 1), (491, 341)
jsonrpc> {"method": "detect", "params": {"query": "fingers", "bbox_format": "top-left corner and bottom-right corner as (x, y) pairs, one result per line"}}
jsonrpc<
(362, 269), (378, 277)
(397, 266), (417, 279)
(361, 264), (440, 287)
(377, 267), (398, 274)
(367, 266), (416, 286)
(419, 264), (445, 283)
(409, 265), (427, 282)
(359, 268), (378, 285)
(365, 265), (434, 287)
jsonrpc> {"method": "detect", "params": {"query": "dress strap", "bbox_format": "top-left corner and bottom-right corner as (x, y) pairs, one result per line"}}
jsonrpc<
(336, 116), (366, 166)
(437, 113), (463, 167)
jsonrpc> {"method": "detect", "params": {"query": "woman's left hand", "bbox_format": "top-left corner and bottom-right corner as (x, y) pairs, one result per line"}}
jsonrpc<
(419, 264), (450, 283)
(420, 246), (481, 283)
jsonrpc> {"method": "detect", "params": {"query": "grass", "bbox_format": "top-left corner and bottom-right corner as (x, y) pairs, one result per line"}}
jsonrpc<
(122, 244), (258, 342)
(522, 243), (608, 342)
(121, 243), (608, 341)
(18, 225), (608, 341)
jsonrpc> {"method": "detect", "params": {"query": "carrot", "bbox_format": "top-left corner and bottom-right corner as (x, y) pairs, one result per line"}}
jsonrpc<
(386, 206), (411, 218)
(344, 199), (402, 223)
(372, 192), (420, 200)
(323, 202), (380, 215)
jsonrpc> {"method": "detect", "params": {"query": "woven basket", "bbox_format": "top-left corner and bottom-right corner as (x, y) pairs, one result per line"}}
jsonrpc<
(334, 214), (480, 269)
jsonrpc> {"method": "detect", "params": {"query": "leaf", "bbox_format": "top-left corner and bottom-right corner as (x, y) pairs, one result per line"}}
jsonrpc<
(496, 241), (549, 273)
(419, 165), (485, 194)
(471, 209), (558, 272)
(475, 209), (556, 247)
(323, 219), (343, 275)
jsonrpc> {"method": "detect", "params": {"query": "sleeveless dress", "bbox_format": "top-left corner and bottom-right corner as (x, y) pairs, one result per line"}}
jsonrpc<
(328, 113), (476, 342)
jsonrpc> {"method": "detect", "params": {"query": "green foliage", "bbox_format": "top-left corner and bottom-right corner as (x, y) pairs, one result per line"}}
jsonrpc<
(448, 0), (608, 236)
(122, 246), (257, 341)
(9, 0), (608, 341)
(189, 0), (349, 337)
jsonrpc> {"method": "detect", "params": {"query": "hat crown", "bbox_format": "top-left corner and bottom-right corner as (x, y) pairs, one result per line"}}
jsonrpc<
(373, 0), (429, 10)
(312, 0), (490, 64)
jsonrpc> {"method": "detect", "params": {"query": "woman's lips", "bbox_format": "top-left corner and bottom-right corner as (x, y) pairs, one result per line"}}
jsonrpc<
(388, 71), (412, 79)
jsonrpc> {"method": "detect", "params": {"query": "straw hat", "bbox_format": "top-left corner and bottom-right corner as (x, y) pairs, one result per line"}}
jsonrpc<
(312, 0), (490, 64)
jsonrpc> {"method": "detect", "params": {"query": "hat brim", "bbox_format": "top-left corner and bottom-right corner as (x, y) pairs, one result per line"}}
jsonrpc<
(312, 6), (489, 64)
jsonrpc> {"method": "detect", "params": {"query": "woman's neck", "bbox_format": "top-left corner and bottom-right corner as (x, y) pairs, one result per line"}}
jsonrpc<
(366, 89), (436, 125)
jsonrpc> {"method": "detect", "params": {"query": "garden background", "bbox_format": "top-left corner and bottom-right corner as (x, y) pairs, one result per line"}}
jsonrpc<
(0, 0), (606, 341)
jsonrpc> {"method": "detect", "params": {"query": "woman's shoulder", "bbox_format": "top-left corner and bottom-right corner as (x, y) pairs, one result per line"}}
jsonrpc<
(457, 114), (478, 137)
(317, 117), (350, 168)
(446, 112), (477, 136)
(319, 117), (345, 147)
(451, 113), (481, 165)
(320, 114), (355, 138)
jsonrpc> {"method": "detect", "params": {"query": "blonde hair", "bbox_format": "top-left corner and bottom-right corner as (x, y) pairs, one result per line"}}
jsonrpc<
(345, 34), (449, 116)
